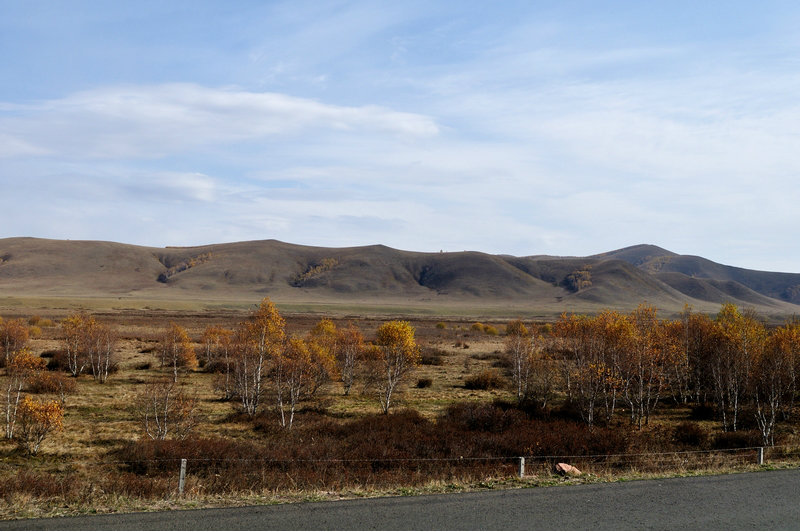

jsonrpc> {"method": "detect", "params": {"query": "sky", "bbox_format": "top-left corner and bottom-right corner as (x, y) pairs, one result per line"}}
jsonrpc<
(2, 1), (800, 273)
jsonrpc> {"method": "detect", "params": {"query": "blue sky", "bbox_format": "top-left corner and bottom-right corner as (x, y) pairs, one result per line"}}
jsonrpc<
(2, 1), (800, 272)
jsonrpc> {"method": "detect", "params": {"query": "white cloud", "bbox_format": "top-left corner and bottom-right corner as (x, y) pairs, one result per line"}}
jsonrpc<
(0, 133), (50, 157)
(0, 84), (440, 159)
(121, 172), (221, 203)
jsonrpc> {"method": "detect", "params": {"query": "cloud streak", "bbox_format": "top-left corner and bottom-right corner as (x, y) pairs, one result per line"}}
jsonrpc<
(0, 84), (440, 159)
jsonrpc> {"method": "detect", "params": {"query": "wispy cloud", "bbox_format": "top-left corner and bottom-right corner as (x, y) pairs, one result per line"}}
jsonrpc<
(0, 84), (439, 159)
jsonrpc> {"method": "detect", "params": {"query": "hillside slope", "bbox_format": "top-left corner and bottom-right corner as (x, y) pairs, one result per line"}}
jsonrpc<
(0, 238), (798, 317)
(599, 244), (800, 305)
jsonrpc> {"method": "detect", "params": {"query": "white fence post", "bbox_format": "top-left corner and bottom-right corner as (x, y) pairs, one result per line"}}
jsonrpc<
(179, 458), (187, 495)
(757, 448), (764, 465)
(517, 457), (525, 479)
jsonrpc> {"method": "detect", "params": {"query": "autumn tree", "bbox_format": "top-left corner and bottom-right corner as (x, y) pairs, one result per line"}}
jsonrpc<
(751, 322), (800, 445)
(682, 310), (719, 405)
(134, 378), (197, 440)
(200, 325), (236, 400)
(0, 318), (29, 367)
(159, 322), (196, 382)
(711, 303), (765, 431)
(664, 305), (693, 405)
(505, 320), (534, 403)
(272, 336), (315, 429)
(555, 312), (621, 427)
(233, 298), (286, 417)
(374, 321), (419, 414)
(335, 323), (366, 395)
(199, 325), (228, 369)
(61, 313), (117, 381)
(62, 314), (89, 377)
(3, 348), (46, 439)
(14, 395), (64, 455)
(505, 319), (553, 407)
(307, 319), (340, 396)
(87, 321), (117, 383)
(616, 304), (678, 429)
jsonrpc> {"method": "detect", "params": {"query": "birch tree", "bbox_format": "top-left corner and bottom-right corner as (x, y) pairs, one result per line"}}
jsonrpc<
(159, 322), (196, 382)
(712, 303), (765, 431)
(752, 323), (800, 445)
(134, 378), (197, 440)
(1, 318), (29, 367)
(3, 348), (45, 439)
(233, 298), (286, 417)
(375, 321), (419, 414)
(336, 323), (366, 396)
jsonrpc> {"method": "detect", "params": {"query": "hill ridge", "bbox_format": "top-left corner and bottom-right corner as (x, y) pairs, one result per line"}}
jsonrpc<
(1, 237), (798, 317)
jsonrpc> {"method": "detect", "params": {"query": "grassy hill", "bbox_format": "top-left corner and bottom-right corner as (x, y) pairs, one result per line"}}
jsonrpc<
(599, 244), (800, 305)
(1, 237), (798, 318)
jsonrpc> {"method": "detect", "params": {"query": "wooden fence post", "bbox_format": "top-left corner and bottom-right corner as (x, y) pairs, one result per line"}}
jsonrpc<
(757, 448), (764, 465)
(179, 458), (187, 496)
(518, 457), (525, 479)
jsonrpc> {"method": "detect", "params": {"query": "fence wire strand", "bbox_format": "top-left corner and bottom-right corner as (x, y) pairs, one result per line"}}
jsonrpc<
(0, 445), (781, 469)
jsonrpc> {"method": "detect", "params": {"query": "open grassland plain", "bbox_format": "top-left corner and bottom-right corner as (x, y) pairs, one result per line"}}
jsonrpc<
(2, 302), (800, 520)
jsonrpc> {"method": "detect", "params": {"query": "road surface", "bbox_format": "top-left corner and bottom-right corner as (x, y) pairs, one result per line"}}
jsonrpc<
(2, 469), (799, 530)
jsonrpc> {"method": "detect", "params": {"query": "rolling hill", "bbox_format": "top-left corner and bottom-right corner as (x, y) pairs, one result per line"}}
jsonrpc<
(1, 238), (798, 318)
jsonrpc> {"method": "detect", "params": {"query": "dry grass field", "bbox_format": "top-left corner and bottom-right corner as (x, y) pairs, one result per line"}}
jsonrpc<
(5, 310), (511, 450)
(2, 304), (800, 520)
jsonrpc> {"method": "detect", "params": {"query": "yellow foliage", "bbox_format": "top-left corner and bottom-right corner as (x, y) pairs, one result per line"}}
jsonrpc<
(15, 395), (64, 455)
(8, 347), (46, 374)
(376, 320), (419, 364)
(292, 258), (339, 285)
(374, 320), (420, 413)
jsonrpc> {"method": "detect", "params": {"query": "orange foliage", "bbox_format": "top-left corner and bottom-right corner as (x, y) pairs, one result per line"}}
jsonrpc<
(15, 395), (64, 455)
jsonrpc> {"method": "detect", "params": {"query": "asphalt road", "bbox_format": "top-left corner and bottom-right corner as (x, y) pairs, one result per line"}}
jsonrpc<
(2, 469), (799, 530)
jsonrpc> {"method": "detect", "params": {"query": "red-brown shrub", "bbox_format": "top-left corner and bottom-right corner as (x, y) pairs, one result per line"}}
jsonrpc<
(110, 403), (633, 494)
(673, 421), (711, 449)
(464, 370), (505, 390)
(28, 371), (77, 395)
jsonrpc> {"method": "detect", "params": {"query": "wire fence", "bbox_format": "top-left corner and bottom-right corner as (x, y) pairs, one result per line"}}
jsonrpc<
(1, 445), (784, 475)
(2, 444), (796, 503)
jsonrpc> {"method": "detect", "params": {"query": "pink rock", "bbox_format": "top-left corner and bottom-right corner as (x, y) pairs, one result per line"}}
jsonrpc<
(555, 462), (582, 476)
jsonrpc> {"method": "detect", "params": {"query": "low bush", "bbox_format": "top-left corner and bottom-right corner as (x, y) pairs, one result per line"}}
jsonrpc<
(464, 370), (505, 390)
(673, 421), (710, 449)
(420, 347), (447, 366)
(689, 404), (717, 421)
(112, 405), (632, 494)
(46, 351), (69, 372)
(713, 430), (761, 450)
(416, 378), (433, 388)
(28, 371), (77, 396)
(491, 355), (513, 370)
